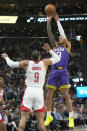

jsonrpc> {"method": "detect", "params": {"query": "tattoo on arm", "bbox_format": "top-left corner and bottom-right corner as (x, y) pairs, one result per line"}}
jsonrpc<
(47, 21), (56, 47)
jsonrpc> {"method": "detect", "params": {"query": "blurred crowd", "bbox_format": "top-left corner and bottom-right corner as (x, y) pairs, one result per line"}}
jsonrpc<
(0, 38), (87, 131)
(0, 2), (86, 16)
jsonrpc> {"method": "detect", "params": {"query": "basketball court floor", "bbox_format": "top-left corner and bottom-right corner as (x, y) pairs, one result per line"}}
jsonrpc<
(48, 127), (87, 131)
(64, 127), (87, 131)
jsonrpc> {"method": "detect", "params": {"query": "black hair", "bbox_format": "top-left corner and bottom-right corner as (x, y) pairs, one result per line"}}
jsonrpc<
(32, 50), (41, 61)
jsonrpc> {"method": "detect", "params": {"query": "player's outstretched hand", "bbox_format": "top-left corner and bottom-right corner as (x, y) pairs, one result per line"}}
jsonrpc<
(42, 43), (50, 51)
(1, 53), (8, 59)
(52, 13), (59, 22)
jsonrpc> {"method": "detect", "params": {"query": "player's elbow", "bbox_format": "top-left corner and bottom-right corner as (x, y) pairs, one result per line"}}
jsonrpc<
(7, 63), (15, 68)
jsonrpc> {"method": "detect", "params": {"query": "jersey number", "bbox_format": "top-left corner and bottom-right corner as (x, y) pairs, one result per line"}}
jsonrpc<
(57, 52), (61, 59)
(34, 72), (39, 82)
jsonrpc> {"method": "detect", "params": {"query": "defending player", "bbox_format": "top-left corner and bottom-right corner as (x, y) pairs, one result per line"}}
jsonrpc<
(1, 43), (60, 131)
(44, 13), (74, 128)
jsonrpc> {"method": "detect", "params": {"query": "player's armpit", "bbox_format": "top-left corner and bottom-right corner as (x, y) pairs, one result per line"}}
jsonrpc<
(19, 60), (29, 70)
(53, 41), (58, 48)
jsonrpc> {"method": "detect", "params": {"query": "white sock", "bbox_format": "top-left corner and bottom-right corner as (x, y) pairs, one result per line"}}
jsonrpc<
(69, 111), (74, 118)
(47, 111), (51, 117)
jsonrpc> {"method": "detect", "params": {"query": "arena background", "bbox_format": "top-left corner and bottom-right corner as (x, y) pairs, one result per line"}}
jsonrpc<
(0, 0), (87, 131)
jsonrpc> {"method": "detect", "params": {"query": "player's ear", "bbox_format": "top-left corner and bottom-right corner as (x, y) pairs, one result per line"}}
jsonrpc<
(39, 55), (41, 60)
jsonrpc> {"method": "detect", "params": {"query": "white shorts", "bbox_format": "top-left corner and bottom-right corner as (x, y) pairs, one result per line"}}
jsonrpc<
(21, 87), (45, 112)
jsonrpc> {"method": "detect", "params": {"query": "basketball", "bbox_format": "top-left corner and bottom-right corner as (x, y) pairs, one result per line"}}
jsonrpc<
(45, 4), (56, 16)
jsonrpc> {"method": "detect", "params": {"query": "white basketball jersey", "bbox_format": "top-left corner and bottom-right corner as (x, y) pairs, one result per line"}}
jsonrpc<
(0, 89), (3, 102)
(25, 61), (46, 88)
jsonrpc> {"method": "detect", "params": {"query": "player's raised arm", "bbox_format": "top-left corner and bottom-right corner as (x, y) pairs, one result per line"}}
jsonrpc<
(53, 13), (71, 52)
(1, 53), (29, 70)
(42, 43), (60, 66)
(47, 16), (57, 48)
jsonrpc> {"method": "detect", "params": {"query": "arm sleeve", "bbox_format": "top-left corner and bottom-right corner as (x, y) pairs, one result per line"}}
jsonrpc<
(5, 57), (19, 68)
(49, 49), (60, 64)
(57, 20), (66, 39)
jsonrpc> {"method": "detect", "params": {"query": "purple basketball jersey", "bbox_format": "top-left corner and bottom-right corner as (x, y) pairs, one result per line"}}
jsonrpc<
(47, 44), (70, 89)
(52, 45), (70, 69)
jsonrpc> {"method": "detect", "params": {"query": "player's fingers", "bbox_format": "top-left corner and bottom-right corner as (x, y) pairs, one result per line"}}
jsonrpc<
(43, 43), (48, 49)
(1, 54), (3, 57)
(42, 47), (45, 50)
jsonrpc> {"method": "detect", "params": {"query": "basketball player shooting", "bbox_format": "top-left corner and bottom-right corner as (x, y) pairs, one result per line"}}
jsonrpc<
(1, 43), (60, 131)
(44, 12), (74, 128)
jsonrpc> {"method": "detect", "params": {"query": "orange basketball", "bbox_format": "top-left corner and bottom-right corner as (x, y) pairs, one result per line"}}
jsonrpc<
(45, 4), (56, 16)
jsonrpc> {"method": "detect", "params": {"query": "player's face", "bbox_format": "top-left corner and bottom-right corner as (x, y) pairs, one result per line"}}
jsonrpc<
(58, 36), (64, 45)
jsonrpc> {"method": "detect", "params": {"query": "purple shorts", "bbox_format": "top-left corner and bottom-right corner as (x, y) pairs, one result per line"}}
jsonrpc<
(47, 69), (70, 90)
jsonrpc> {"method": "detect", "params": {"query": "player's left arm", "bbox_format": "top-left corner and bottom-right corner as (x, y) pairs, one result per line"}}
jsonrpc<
(19, 60), (29, 70)
(1, 53), (29, 70)
(53, 13), (71, 52)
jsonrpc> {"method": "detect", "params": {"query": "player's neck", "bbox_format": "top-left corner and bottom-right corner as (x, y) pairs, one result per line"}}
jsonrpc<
(34, 61), (40, 64)
(58, 44), (64, 46)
